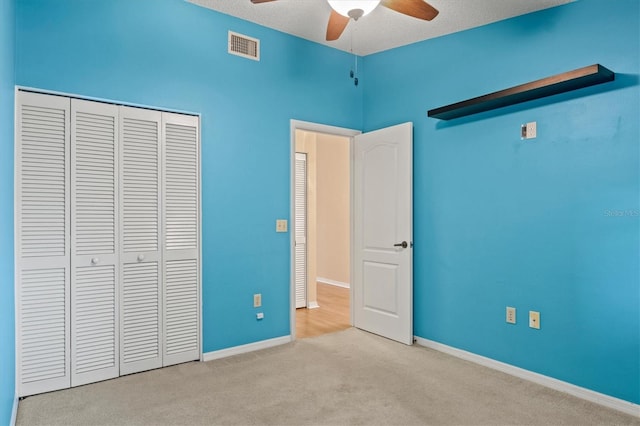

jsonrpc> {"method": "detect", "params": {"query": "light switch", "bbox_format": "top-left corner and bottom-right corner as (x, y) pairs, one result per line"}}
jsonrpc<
(276, 219), (288, 233)
(521, 121), (537, 139)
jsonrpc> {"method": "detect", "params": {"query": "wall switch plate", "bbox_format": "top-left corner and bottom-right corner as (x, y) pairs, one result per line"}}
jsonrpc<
(506, 306), (516, 324)
(529, 311), (541, 329)
(521, 121), (537, 139)
(253, 293), (261, 308)
(276, 219), (288, 232)
(256, 312), (264, 320)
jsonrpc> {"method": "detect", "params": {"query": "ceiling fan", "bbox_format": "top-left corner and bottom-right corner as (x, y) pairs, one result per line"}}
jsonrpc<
(250, 0), (439, 41)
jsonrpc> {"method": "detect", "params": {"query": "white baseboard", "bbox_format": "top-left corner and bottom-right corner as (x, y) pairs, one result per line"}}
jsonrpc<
(317, 277), (350, 289)
(308, 301), (320, 309)
(414, 337), (640, 418)
(202, 335), (292, 362)
(11, 393), (18, 426)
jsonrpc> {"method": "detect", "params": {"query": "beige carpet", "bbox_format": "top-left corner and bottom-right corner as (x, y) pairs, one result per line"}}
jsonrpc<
(17, 328), (639, 425)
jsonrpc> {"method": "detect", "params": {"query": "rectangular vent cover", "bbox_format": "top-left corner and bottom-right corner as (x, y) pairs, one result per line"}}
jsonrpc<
(228, 31), (260, 61)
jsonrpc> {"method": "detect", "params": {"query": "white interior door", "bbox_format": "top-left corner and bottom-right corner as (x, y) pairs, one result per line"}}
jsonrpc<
(353, 122), (413, 345)
(16, 92), (71, 396)
(70, 99), (120, 386)
(294, 153), (308, 308)
(119, 106), (163, 375)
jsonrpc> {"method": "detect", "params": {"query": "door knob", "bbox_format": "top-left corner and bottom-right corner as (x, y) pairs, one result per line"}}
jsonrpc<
(137, 254), (145, 262)
(393, 241), (408, 249)
(91, 257), (99, 265)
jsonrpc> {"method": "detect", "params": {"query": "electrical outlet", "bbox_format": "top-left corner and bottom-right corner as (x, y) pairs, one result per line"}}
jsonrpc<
(253, 293), (262, 308)
(529, 311), (540, 329)
(276, 219), (288, 233)
(506, 307), (516, 324)
(256, 312), (264, 320)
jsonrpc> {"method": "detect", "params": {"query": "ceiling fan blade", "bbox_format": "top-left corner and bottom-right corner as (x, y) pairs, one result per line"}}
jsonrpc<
(381, 0), (439, 21)
(250, 0), (277, 3)
(326, 10), (350, 41)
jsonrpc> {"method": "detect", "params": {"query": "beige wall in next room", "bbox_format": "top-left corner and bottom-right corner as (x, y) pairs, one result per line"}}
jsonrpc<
(316, 133), (350, 287)
(295, 130), (351, 308)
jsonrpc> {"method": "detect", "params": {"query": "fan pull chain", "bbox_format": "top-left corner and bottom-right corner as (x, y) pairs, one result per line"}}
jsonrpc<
(354, 55), (358, 86)
(349, 24), (358, 87)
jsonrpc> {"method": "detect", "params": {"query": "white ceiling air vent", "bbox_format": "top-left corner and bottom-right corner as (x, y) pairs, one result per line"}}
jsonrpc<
(228, 31), (260, 61)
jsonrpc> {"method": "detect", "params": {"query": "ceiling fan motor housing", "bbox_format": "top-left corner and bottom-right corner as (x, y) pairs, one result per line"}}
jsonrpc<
(328, 0), (381, 19)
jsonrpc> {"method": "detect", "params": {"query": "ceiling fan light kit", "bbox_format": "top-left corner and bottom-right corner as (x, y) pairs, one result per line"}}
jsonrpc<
(327, 0), (381, 20)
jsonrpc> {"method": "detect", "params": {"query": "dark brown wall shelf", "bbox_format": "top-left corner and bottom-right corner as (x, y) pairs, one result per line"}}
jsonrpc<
(427, 64), (615, 120)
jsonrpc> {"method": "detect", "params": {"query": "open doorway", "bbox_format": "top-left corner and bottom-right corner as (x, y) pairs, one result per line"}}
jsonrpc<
(290, 121), (360, 339)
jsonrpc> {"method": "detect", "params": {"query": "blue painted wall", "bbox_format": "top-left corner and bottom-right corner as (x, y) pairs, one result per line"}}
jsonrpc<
(15, 0), (362, 355)
(0, 0), (15, 423)
(10, 0), (639, 414)
(363, 0), (639, 404)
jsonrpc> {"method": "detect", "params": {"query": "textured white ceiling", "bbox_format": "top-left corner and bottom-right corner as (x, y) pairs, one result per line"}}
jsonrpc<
(187, 0), (574, 56)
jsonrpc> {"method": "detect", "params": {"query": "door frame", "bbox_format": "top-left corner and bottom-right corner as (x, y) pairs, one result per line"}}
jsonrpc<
(289, 120), (360, 340)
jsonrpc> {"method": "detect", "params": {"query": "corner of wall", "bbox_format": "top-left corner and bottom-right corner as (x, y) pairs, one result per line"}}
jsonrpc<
(10, 393), (17, 426)
(1, 0), (17, 423)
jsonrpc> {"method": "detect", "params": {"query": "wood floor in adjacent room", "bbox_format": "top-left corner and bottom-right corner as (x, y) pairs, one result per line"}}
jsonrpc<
(296, 282), (350, 338)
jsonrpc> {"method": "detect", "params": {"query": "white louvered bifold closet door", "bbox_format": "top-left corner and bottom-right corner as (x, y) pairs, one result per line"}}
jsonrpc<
(294, 153), (307, 309)
(17, 92), (202, 395)
(162, 112), (200, 366)
(16, 92), (71, 397)
(70, 99), (120, 386)
(119, 106), (163, 375)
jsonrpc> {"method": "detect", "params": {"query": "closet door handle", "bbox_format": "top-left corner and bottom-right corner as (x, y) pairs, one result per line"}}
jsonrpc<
(137, 254), (145, 262)
(393, 241), (408, 249)
(91, 257), (99, 265)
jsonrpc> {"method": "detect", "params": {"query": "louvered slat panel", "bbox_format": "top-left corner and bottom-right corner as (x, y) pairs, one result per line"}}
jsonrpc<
(122, 262), (160, 363)
(20, 268), (67, 383)
(295, 155), (307, 239)
(165, 123), (198, 250)
(73, 265), (116, 374)
(20, 106), (67, 258)
(295, 153), (307, 308)
(165, 259), (198, 355)
(74, 111), (116, 255)
(295, 246), (306, 308)
(122, 117), (159, 252)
